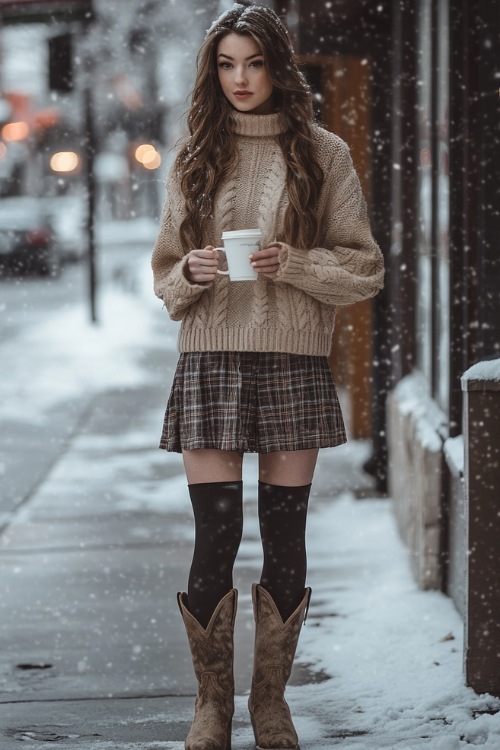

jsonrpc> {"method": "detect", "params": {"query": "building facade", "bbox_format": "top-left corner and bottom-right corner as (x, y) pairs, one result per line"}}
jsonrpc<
(278, 0), (500, 695)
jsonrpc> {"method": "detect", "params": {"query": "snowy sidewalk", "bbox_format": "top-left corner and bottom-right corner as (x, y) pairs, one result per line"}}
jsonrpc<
(0, 250), (499, 748)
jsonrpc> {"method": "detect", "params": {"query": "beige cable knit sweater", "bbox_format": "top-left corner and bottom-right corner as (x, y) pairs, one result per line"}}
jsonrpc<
(151, 110), (384, 356)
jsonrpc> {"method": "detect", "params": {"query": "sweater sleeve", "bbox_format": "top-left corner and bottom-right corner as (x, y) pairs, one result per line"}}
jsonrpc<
(269, 140), (384, 307)
(151, 169), (212, 321)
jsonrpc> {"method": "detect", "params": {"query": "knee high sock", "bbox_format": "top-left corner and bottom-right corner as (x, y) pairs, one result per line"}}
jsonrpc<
(258, 481), (311, 622)
(187, 480), (243, 629)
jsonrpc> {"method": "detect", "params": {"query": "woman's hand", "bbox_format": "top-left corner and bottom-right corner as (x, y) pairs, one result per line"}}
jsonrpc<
(184, 246), (220, 283)
(249, 244), (281, 275)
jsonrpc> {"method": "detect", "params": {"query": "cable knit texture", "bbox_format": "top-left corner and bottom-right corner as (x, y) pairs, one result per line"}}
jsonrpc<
(178, 589), (237, 750)
(248, 584), (311, 749)
(151, 111), (384, 356)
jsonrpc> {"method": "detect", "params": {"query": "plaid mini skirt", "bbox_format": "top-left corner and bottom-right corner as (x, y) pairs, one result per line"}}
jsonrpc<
(160, 351), (346, 454)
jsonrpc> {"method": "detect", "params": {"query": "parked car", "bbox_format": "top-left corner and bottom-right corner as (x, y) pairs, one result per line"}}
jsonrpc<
(0, 196), (61, 277)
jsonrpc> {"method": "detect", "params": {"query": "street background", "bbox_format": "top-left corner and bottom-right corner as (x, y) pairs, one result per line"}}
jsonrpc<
(1, 0), (500, 747)
(1, 227), (500, 748)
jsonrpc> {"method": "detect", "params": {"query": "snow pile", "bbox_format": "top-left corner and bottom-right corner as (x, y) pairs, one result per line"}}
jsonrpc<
(0, 255), (175, 424)
(283, 490), (500, 748)
(444, 435), (464, 476)
(392, 373), (446, 452)
(461, 358), (500, 385)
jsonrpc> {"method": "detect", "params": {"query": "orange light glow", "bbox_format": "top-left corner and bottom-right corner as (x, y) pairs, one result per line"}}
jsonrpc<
(134, 143), (161, 170)
(2, 121), (30, 142)
(49, 151), (80, 173)
(135, 143), (155, 161)
(142, 151), (161, 170)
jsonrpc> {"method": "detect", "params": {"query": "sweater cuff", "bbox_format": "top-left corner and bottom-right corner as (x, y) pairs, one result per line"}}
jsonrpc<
(272, 242), (309, 284)
(166, 255), (212, 301)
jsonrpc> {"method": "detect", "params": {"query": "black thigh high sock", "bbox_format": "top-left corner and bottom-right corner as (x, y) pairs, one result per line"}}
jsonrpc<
(187, 480), (243, 629)
(258, 481), (311, 622)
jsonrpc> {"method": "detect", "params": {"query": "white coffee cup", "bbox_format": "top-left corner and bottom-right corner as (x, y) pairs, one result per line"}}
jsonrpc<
(216, 229), (262, 281)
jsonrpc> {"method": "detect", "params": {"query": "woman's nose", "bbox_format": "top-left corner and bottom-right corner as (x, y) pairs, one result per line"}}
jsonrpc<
(234, 66), (247, 85)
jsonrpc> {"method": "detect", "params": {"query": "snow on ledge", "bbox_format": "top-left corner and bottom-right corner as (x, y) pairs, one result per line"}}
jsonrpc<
(462, 358), (500, 391)
(392, 371), (446, 452)
(444, 435), (464, 477)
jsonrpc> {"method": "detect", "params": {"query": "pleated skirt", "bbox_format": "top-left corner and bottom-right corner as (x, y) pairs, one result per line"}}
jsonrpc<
(160, 351), (347, 454)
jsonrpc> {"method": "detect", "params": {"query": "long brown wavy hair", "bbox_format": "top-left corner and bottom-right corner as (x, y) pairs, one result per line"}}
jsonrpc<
(175, 2), (324, 252)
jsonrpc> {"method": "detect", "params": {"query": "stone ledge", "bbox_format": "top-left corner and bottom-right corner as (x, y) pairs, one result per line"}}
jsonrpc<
(387, 371), (446, 590)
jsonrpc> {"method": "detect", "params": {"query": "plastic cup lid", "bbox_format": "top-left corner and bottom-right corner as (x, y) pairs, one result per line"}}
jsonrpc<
(221, 229), (262, 239)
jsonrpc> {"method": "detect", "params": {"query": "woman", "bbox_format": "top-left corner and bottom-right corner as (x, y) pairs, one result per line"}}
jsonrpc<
(151, 3), (384, 749)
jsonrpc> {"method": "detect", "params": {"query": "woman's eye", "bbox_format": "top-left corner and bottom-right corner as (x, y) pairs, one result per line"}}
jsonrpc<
(218, 62), (232, 69)
(250, 60), (264, 68)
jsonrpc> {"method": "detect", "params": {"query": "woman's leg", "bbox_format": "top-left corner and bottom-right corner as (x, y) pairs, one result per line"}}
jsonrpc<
(183, 448), (244, 484)
(248, 451), (317, 748)
(258, 448), (319, 487)
(182, 449), (244, 628)
(257, 449), (318, 621)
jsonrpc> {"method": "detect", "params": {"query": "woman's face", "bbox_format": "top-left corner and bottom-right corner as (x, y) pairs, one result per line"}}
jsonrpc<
(217, 33), (274, 115)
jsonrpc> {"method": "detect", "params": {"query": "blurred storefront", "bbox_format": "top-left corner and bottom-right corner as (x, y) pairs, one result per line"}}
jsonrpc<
(279, 0), (500, 696)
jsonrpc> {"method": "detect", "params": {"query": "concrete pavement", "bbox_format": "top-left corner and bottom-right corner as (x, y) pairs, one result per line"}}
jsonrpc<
(0, 333), (378, 749)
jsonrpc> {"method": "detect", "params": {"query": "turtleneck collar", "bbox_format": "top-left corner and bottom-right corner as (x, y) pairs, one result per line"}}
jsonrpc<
(231, 110), (285, 137)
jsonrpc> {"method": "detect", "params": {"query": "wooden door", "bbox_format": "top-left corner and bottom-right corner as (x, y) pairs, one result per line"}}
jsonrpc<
(300, 55), (374, 439)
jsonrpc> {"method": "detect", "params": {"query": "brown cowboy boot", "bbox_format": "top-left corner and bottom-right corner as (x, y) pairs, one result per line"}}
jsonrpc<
(248, 584), (311, 750)
(178, 588), (237, 750)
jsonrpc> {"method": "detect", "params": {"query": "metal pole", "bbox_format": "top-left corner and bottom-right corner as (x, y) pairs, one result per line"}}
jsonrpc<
(84, 65), (97, 323)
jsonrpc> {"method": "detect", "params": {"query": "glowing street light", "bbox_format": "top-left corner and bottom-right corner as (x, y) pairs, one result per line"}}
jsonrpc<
(2, 121), (30, 142)
(134, 143), (161, 170)
(49, 151), (80, 173)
